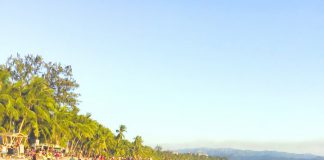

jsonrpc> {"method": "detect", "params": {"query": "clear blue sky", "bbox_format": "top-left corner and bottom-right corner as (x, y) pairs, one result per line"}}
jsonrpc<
(1, 0), (324, 155)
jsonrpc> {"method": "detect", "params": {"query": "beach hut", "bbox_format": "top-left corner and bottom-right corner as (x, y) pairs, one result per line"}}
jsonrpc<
(0, 133), (28, 156)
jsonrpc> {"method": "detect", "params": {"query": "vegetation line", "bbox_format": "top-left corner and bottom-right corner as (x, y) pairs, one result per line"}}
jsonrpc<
(0, 54), (226, 160)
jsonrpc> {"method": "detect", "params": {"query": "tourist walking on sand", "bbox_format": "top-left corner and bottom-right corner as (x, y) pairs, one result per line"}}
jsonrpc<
(54, 151), (60, 160)
(7, 145), (14, 159)
(32, 150), (37, 160)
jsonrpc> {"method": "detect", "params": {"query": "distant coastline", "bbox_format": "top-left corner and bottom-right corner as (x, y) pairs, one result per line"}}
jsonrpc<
(177, 148), (324, 160)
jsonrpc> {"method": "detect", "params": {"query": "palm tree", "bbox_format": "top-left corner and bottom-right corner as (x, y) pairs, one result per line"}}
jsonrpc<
(115, 124), (127, 156)
(15, 77), (56, 140)
(116, 125), (126, 143)
(155, 145), (162, 152)
(0, 70), (19, 133)
(49, 106), (75, 146)
(133, 136), (143, 159)
(69, 113), (97, 154)
(84, 123), (115, 157)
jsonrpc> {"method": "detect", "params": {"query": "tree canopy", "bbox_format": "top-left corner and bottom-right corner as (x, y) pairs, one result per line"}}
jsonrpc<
(0, 54), (226, 160)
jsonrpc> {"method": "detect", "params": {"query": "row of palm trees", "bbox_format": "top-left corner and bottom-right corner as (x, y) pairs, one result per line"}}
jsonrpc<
(0, 68), (150, 158)
(0, 54), (227, 160)
(0, 54), (151, 158)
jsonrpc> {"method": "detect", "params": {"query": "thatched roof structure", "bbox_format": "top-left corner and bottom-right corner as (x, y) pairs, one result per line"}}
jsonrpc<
(0, 133), (27, 146)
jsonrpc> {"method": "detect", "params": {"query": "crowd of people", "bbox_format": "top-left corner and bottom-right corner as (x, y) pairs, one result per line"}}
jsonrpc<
(1, 145), (15, 159)
(0, 145), (152, 160)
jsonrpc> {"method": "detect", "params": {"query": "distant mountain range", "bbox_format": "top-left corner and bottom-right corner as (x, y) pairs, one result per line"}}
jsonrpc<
(177, 148), (324, 160)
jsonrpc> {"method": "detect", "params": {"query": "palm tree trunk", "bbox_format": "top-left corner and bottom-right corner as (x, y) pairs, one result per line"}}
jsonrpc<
(18, 118), (25, 133)
(70, 138), (77, 153)
(72, 139), (80, 153)
(9, 117), (12, 132)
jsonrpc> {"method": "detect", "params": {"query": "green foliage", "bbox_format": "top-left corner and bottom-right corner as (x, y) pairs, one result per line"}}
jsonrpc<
(5, 54), (79, 110)
(0, 54), (227, 160)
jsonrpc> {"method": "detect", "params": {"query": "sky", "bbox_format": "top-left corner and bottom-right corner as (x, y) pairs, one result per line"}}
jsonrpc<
(1, 0), (324, 156)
